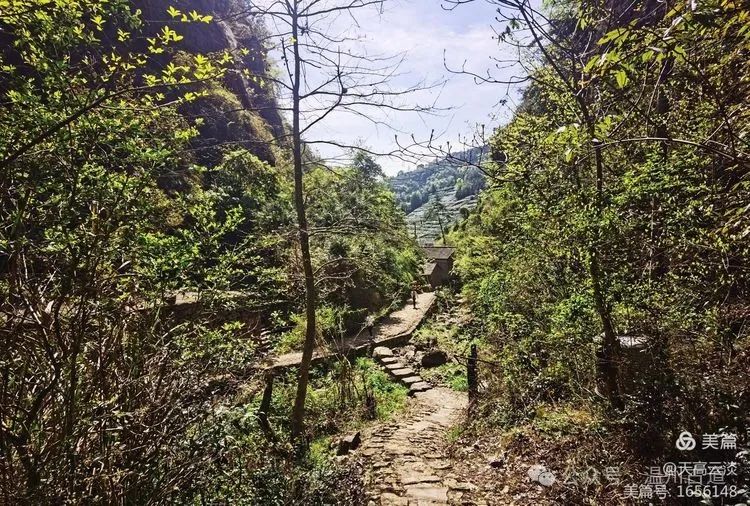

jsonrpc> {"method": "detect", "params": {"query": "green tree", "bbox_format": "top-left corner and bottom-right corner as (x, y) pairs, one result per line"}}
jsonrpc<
(352, 150), (385, 180)
(448, 0), (750, 465)
(245, 0), (433, 445)
(0, 2), (283, 501)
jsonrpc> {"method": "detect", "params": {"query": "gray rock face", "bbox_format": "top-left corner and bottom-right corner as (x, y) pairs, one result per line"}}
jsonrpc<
(132, 0), (284, 164)
(421, 350), (448, 368)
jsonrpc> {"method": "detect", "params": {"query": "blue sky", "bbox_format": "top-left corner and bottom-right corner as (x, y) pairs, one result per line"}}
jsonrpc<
(284, 0), (529, 175)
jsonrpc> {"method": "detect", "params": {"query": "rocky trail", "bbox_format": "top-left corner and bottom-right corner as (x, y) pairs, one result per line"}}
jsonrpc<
(268, 292), (437, 370)
(343, 305), (492, 505)
(372, 346), (433, 395)
(359, 387), (488, 505)
(271, 292), (499, 504)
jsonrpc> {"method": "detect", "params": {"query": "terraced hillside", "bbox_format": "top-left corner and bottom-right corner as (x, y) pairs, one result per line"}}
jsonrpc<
(389, 147), (488, 244)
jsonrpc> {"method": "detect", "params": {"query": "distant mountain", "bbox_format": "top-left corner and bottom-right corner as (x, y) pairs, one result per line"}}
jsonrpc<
(388, 147), (488, 244)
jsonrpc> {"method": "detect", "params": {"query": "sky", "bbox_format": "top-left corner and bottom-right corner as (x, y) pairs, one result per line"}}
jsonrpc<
(267, 0), (529, 176)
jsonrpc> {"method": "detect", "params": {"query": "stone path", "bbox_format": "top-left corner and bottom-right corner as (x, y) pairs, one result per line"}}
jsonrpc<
(268, 292), (436, 370)
(361, 388), (486, 505)
(372, 346), (432, 396)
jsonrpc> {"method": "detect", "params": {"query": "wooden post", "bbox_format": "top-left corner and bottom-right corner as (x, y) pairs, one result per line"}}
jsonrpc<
(257, 372), (276, 441)
(467, 343), (478, 407)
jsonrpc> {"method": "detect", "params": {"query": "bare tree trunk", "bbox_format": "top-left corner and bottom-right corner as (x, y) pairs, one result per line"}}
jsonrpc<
(258, 373), (276, 442)
(246, 0), (433, 444)
(290, 3), (317, 445)
(649, 57), (673, 282)
(467, 343), (478, 410)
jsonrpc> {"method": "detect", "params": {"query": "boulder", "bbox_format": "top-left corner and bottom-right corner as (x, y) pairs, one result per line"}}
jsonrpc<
(421, 350), (447, 368)
(401, 345), (416, 361)
(337, 431), (362, 455)
(414, 351), (425, 365)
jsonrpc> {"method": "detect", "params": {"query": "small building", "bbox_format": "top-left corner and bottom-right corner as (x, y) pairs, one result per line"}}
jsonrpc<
(422, 246), (455, 288)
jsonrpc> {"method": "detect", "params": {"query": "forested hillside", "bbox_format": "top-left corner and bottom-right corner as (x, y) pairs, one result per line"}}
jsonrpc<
(449, 0), (750, 502)
(389, 147), (487, 243)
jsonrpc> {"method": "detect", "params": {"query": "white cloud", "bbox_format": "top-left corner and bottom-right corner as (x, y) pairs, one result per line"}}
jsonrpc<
(273, 0), (527, 174)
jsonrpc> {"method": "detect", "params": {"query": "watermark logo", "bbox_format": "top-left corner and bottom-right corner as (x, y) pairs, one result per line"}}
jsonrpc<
(676, 431), (696, 451)
(528, 464), (556, 487)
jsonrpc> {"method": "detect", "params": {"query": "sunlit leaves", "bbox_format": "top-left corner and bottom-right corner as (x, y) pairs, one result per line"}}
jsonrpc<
(615, 69), (628, 88)
(92, 14), (104, 30)
(597, 27), (629, 45)
(160, 25), (184, 43)
(167, 6), (213, 23)
(0, 1), (288, 502)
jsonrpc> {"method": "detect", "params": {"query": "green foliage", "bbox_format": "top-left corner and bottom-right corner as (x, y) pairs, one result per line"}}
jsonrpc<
(275, 304), (347, 353)
(453, 0), (750, 462)
(530, 404), (601, 437)
(389, 147), (486, 213)
(389, 148), (487, 242)
(411, 311), (471, 391)
(180, 357), (405, 504)
(420, 362), (468, 392)
(303, 154), (421, 315)
(356, 357), (410, 419)
(0, 1), (289, 502)
(169, 400), (366, 505)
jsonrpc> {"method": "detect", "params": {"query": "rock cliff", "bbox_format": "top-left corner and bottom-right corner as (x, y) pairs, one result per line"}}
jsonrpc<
(134, 0), (285, 165)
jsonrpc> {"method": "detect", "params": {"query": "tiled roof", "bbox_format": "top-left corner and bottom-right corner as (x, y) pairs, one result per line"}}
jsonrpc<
(422, 246), (455, 260)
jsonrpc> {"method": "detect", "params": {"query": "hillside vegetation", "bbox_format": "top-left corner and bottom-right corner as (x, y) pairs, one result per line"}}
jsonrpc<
(0, 2), (419, 502)
(449, 0), (750, 502)
(389, 147), (487, 243)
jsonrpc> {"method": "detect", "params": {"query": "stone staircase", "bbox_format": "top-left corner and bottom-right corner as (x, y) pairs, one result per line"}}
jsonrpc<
(373, 346), (432, 395)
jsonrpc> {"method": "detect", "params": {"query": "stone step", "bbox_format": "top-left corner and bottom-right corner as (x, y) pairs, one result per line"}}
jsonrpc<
(390, 368), (415, 379)
(384, 362), (406, 371)
(409, 382), (431, 394)
(379, 356), (399, 365)
(373, 346), (430, 393)
(401, 376), (422, 385)
(373, 346), (394, 358)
